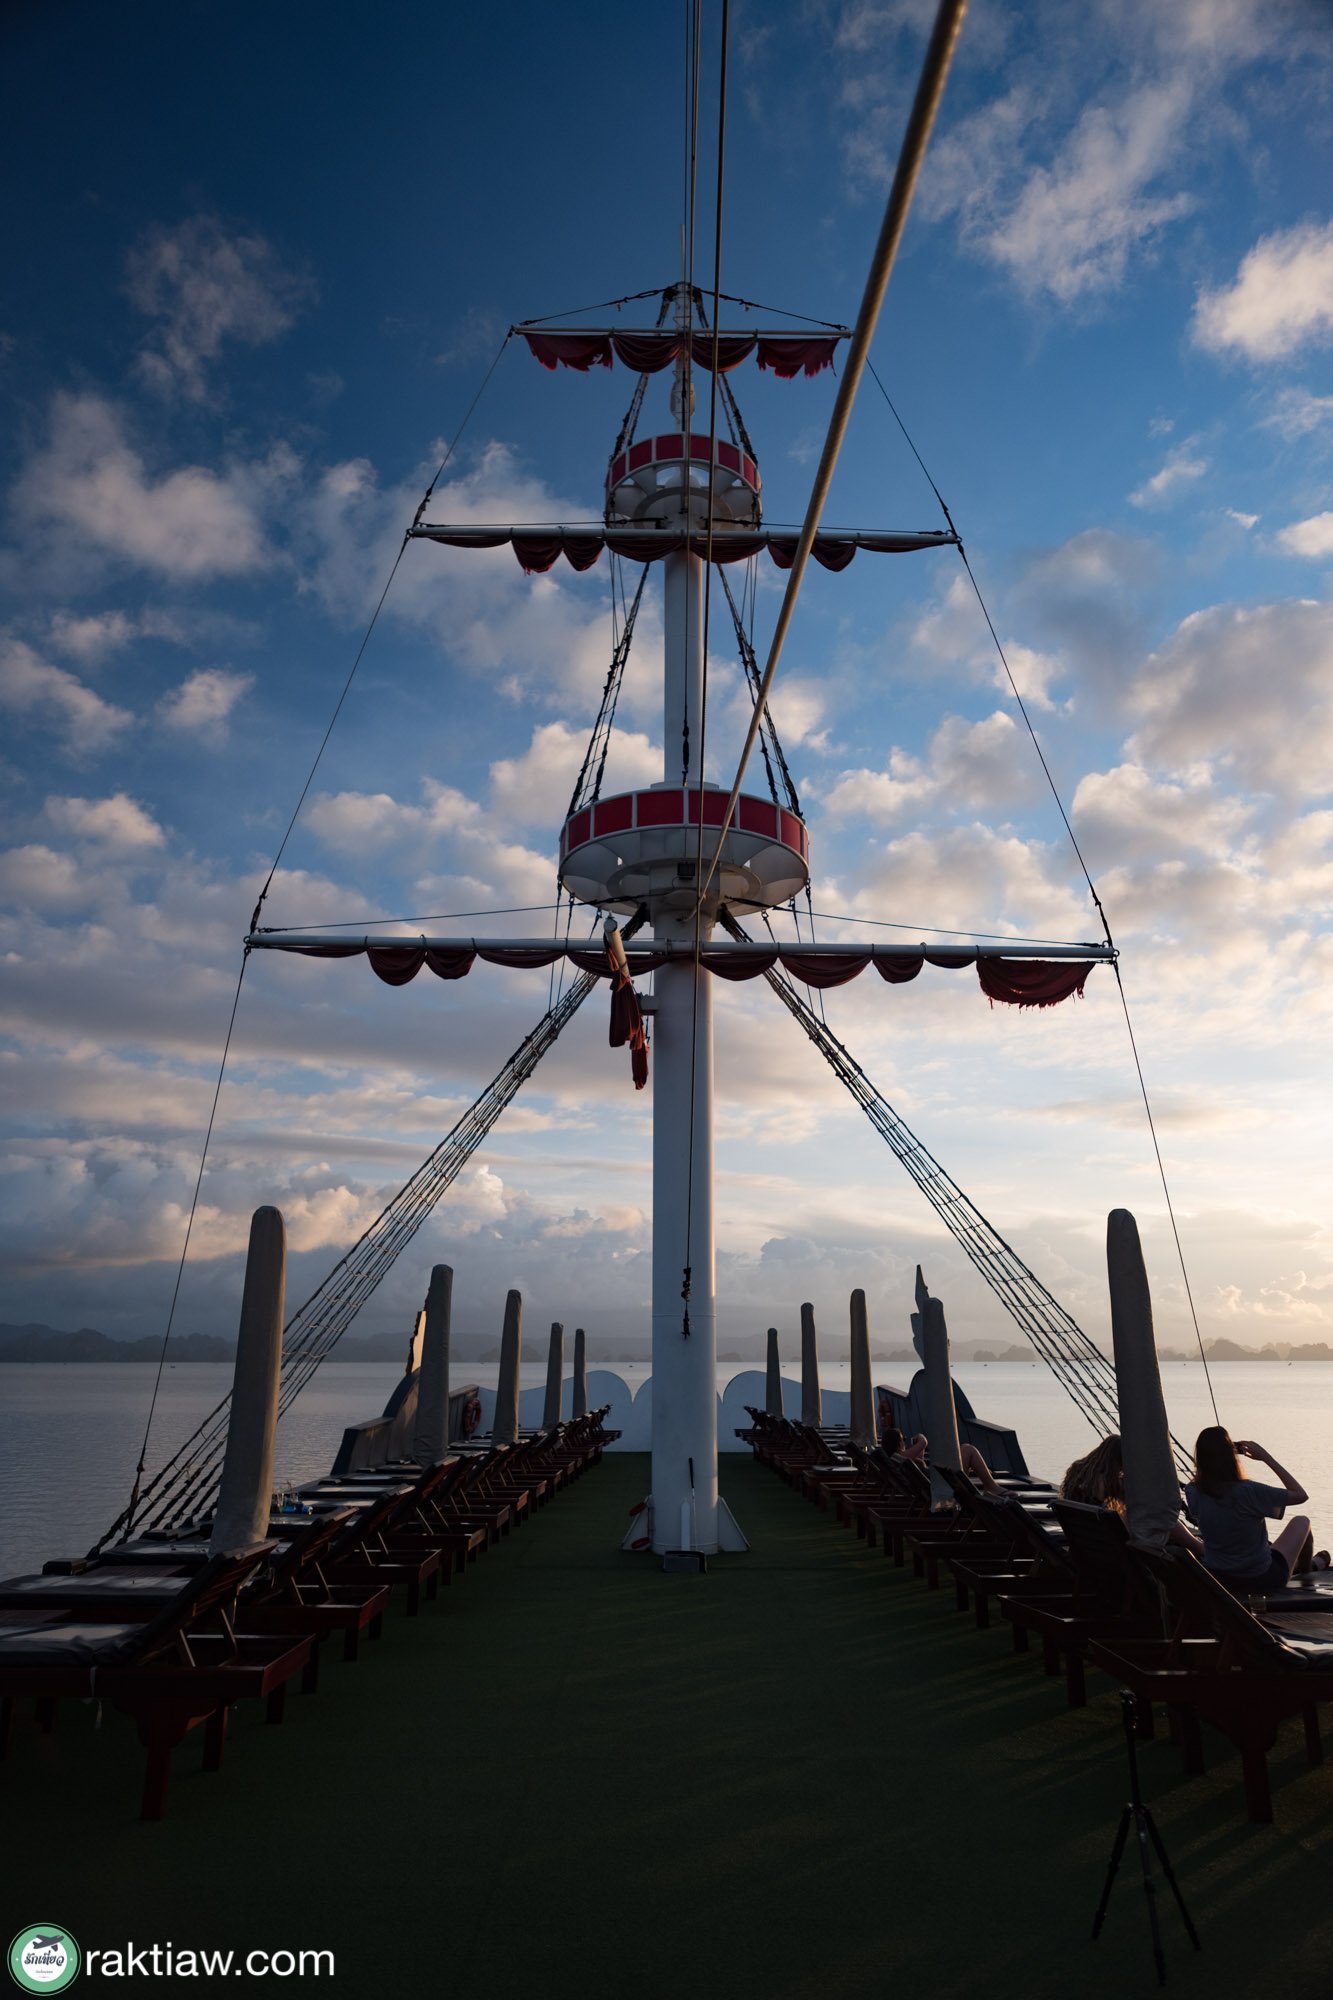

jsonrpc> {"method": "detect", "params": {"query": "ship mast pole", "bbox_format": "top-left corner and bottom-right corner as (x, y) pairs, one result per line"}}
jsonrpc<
(650, 280), (720, 1554)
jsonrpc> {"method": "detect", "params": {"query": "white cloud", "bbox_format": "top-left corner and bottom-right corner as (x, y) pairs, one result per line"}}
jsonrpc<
(1226, 510), (1258, 530)
(126, 215), (313, 399)
(0, 844), (96, 911)
(1128, 442), (1209, 508)
(1128, 597), (1333, 798)
(975, 81), (1195, 304)
(158, 666), (254, 736)
(823, 710), (1038, 825)
(1276, 513), (1333, 560)
(488, 721), (659, 829)
(1072, 763), (1252, 867)
(44, 794), (165, 850)
(1262, 388), (1333, 442)
(12, 394), (270, 580)
(913, 573), (1065, 710)
(1193, 222), (1333, 363)
(0, 637), (132, 752)
(46, 612), (135, 661)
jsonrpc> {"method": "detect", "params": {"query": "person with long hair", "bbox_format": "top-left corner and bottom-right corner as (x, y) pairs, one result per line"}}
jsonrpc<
(1061, 1436), (1125, 1510)
(1062, 1433), (1202, 1553)
(1184, 1426), (1329, 1594)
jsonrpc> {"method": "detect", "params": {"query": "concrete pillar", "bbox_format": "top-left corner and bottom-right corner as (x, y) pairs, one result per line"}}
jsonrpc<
(849, 1289), (876, 1446)
(921, 1295), (963, 1507)
(493, 1289), (522, 1444)
(211, 1206), (285, 1554)
(800, 1302), (822, 1426)
(1108, 1208), (1181, 1547)
(572, 1327), (588, 1418)
(412, 1264), (452, 1465)
(542, 1321), (564, 1430)
(765, 1327), (782, 1415)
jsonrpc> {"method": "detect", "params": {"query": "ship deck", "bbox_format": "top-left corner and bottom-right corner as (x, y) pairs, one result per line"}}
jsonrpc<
(8, 1452), (1333, 1998)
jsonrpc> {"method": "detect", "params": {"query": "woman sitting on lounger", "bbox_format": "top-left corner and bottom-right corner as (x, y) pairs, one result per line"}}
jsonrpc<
(882, 1427), (1002, 1493)
(1061, 1436), (1126, 1510)
(1063, 1434), (1204, 1554)
(1184, 1427), (1329, 1594)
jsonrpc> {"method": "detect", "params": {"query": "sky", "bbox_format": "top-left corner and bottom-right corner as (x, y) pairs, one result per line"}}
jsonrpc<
(2, 0), (1333, 1364)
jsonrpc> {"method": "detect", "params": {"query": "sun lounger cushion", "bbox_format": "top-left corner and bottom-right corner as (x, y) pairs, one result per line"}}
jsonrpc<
(0, 1618), (149, 1666)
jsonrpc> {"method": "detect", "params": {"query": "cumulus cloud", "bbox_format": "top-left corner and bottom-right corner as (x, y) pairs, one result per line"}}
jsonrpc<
(1261, 388), (1333, 442)
(126, 215), (313, 399)
(1072, 763), (1251, 867)
(1276, 513), (1333, 560)
(46, 608), (185, 661)
(11, 394), (271, 580)
(488, 720), (659, 829)
(44, 793), (165, 850)
(158, 666), (254, 737)
(823, 708), (1042, 829)
(1128, 442), (1209, 509)
(0, 636), (132, 752)
(1128, 597), (1333, 798)
(913, 573), (1066, 710)
(1193, 221), (1333, 363)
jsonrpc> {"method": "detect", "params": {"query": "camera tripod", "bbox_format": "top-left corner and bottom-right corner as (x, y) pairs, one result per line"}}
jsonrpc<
(1091, 1689), (1201, 1984)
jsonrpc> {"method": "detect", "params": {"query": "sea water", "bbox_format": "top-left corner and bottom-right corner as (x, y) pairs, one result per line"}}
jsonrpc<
(0, 1360), (1329, 1580)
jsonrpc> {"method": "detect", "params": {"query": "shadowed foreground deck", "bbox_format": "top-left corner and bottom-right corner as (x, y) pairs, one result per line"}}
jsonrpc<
(6, 1453), (1333, 1998)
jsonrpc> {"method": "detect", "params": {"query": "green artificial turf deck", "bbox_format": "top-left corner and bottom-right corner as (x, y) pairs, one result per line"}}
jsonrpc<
(5, 1452), (1333, 1999)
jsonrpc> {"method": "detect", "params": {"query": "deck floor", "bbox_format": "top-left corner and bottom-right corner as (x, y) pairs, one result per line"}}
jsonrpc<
(5, 1452), (1333, 1997)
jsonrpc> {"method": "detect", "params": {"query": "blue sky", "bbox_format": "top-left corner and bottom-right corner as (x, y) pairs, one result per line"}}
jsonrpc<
(2, 0), (1333, 1357)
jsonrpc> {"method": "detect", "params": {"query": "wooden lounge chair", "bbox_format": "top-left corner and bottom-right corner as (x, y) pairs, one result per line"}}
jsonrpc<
(1089, 1543), (1333, 1821)
(0, 1544), (312, 1819)
(995, 1499), (1167, 1705)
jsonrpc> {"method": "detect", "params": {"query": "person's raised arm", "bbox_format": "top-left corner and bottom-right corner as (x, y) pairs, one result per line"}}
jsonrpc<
(1235, 1440), (1307, 1505)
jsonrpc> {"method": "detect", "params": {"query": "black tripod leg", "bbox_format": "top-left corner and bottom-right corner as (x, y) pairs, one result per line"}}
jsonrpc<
(1091, 1806), (1132, 1940)
(1133, 1807), (1167, 1986)
(1144, 1808), (1202, 1951)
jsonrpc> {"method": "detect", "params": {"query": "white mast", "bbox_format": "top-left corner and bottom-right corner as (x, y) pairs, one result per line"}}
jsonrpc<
(650, 284), (721, 1551)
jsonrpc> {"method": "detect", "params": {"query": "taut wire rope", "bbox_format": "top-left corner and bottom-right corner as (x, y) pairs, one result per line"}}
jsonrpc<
(121, 951), (250, 1533)
(125, 333), (515, 1513)
(865, 362), (1219, 1419)
(696, 0), (968, 907)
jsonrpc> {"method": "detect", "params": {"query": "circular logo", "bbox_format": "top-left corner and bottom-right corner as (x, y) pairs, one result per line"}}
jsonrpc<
(8, 1927), (80, 1993)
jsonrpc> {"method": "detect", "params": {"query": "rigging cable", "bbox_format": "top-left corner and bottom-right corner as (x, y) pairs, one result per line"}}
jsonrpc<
(119, 333), (517, 1522)
(864, 366), (1218, 1421)
(697, 0), (968, 906)
(120, 950), (250, 1534)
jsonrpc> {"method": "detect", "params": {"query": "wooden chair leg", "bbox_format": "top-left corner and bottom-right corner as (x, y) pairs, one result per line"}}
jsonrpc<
(975, 1590), (991, 1631)
(1241, 1735), (1273, 1822)
(266, 1681), (287, 1726)
(369, 1612), (384, 1642)
(343, 1623), (360, 1664)
(203, 1702), (229, 1772)
(426, 1569), (439, 1600)
(1303, 1705), (1323, 1766)
(1172, 1704), (1205, 1775)
(141, 1739), (173, 1821)
(300, 1642), (321, 1697)
(1065, 1650), (1086, 1708)
(406, 1579), (421, 1616)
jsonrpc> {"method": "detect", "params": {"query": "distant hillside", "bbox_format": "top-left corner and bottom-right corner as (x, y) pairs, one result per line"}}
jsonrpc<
(0, 1324), (414, 1364)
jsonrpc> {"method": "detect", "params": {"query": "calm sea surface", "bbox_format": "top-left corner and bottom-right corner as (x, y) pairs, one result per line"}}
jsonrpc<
(1, 1360), (1329, 1580)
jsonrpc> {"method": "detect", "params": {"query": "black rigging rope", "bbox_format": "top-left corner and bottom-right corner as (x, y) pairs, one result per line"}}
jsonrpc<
(120, 950), (250, 1534)
(864, 359), (1218, 1422)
